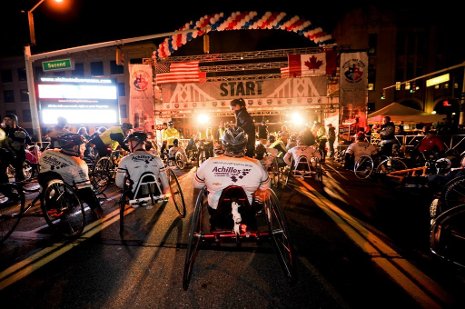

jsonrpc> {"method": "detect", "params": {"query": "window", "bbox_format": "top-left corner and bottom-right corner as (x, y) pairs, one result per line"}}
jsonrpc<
(120, 104), (127, 118)
(34, 66), (43, 79)
(20, 88), (29, 102)
(368, 33), (377, 55)
(90, 61), (104, 76)
(1, 69), (13, 83)
(22, 110), (32, 122)
(72, 63), (85, 77)
(3, 90), (15, 103)
(117, 82), (126, 96)
(17, 67), (27, 81)
(368, 64), (376, 86)
(110, 61), (124, 75)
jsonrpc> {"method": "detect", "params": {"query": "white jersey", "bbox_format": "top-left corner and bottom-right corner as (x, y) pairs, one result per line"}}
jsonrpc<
(115, 150), (167, 194)
(346, 141), (378, 162)
(283, 145), (321, 169)
(194, 155), (270, 209)
(39, 149), (92, 189)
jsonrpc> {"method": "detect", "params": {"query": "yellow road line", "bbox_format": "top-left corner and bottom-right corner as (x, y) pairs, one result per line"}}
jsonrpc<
(0, 171), (192, 290)
(295, 179), (451, 308)
(0, 206), (133, 290)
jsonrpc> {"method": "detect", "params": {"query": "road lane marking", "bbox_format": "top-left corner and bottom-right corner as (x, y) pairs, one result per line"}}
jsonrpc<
(295, 179), (452, 308)
(0, 170), (194, 290)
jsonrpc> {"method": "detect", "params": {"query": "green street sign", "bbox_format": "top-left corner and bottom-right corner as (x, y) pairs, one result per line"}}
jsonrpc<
(42, 58), (73, 72)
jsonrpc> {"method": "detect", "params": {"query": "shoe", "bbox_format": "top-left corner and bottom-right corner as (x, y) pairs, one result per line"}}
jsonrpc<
(93, 206), (104, 219)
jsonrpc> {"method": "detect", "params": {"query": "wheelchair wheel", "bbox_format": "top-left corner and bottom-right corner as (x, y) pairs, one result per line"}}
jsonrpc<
(0, 185), (24, 244)
(183, 187), (206, 290)
(91, 156), (113, 193)
(314, 159), (324, 184)
(443, 175), (465, 210)
(283, 159), (294, 188)
(41, 180), (85, 238)
(264, 188), (296, 283)
(167, 169), (186, 217)
(354, 155), (374, 179)
(375, 157), (407, 175)
(269, 157), (280, 189)
(175, 152), (187, 170)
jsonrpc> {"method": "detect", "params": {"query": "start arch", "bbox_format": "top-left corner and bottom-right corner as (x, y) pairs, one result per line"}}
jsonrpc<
(154, 11), (335, 59)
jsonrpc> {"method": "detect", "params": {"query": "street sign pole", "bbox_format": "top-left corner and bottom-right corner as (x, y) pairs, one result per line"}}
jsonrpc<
(24, 45), (42, 144)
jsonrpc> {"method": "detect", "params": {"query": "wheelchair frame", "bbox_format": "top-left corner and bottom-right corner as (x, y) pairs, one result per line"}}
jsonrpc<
(283, 155), (323, 188)
(182, 185), (296, 290)
(119, 168), (186, 236)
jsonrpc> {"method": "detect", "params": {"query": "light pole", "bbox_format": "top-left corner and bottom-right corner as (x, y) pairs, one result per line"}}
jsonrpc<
(24, 0), (63, 143)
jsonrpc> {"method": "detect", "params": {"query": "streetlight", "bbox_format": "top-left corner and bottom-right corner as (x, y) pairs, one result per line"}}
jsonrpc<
(24, 0), (64, 143)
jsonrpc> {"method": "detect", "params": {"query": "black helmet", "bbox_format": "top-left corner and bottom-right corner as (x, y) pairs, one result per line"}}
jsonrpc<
(121, 123), (133, 131)
(124, 131), (147, 143)
(230, 98), (246, 107)
(4, 113), (18, 123)
(221, 126), (248, 155)
(59, 133), (85, 156)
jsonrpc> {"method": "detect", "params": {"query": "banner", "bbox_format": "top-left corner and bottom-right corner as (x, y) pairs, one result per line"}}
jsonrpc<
(340, 52), (368, 91)
(339, 51), (369, 130)
(129, 64), (154, 133)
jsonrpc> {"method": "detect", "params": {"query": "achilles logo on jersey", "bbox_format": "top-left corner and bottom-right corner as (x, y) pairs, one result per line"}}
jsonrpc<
(212, 166), (251, 183)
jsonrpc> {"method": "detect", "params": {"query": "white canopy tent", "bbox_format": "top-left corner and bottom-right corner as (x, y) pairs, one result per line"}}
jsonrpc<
(367, 102), (446, 124)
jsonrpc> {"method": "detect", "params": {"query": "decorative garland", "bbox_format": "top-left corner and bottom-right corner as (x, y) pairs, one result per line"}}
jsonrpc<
(152, 11), (334, 60)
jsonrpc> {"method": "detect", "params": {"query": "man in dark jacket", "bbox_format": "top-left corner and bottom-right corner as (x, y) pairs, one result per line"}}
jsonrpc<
(230, 98), (255, 157)
(0, 113), (32, 201)
(378, 115), (396, 156)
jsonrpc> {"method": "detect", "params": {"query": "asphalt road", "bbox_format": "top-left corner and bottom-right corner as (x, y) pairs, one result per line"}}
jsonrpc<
(1, 163), (465, 308)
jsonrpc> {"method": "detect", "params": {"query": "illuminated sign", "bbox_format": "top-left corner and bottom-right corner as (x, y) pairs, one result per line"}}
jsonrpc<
(42, 59), (73, 72)
(426, 73), (450, 87)
(37, 77), (119, 125)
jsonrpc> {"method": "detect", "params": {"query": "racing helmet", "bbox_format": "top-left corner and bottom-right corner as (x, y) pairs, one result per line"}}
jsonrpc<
(435, 157), (452, 174)
(221, 126), (248, 155)
(59, 133), (86, 157)
(121, 123), (133, 131)
(124, 131), (147, 143)
(356, 132), (365, 141)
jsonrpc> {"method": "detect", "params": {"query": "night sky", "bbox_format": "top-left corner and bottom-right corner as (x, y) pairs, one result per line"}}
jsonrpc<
(0, 1), (462, 59)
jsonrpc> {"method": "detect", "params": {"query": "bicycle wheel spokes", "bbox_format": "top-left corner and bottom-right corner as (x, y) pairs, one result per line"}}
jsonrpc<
(354, 155), (374, 179)
(42, 180), (85, 238)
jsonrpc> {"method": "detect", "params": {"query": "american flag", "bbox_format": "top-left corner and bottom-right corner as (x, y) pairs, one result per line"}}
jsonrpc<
(280, 66), (289, 78)
(155, 61), (206, 85)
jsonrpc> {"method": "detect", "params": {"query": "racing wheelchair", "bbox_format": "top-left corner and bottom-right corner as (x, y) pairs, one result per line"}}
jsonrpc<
(182, 185), (296, 290)
(283, 155), (323, 188)
(119, 168), (186, 236)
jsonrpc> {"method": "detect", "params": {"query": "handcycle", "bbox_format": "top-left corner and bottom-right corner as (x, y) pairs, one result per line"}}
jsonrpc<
(353, 154), (407, 180)
(182, 185), (296, 290)
(119, 168), (186, 236)
(90, 149), (123, 194)
(0, 179), (88, 243)
(260, 148), (281, 189)
(282, 155), (323, 188)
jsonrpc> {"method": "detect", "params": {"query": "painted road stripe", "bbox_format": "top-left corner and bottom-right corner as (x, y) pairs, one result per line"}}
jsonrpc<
(295, 179), (451, 308)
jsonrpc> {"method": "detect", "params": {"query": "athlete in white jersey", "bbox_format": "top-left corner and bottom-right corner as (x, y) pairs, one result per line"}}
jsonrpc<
(283, 131), (321, 169)
(115, 131), (169, 197)
(194, 127), (270, 230)
(39, 133), (103, 218)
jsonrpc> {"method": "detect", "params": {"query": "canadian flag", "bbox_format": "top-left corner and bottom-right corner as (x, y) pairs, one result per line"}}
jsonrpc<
(288, 53), (327, 77)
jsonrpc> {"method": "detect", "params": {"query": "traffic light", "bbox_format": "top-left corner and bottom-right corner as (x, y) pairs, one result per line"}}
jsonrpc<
(116, 47), (125, 66)
(203, 34), (210, 54)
